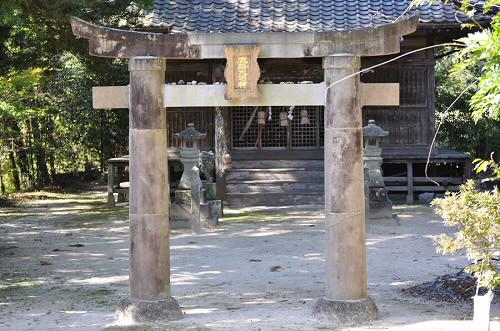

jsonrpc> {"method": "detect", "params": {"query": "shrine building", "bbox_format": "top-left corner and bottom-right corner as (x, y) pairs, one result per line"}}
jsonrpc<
(132, 0), (476, 207)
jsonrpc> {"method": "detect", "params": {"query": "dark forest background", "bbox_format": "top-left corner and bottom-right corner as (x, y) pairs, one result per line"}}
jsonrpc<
(0, 0), (498, 195)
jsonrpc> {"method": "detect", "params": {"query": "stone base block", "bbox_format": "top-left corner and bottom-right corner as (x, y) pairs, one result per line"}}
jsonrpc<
(116, 297), (182, 324)
(367, 211), (400, 226)
(171, 200), (221, 229)
(170, 203), (191, 229)
(313, 297), (378, 326)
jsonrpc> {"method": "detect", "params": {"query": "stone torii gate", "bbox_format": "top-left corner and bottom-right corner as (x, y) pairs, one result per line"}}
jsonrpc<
(71, 15), (418, 324)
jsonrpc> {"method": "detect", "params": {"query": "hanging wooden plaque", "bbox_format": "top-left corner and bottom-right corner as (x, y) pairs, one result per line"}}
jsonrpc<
(224, 45), (261, 100)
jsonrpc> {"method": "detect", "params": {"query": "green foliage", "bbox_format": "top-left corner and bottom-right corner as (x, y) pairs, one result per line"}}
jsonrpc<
(455, 28), (500, 121)
(0, 1), (152, 193)
(473, 157), (500, 180)
(435, 51), (500, 158)
(432, 180), (500, 290)
(0, 68), (45, 119)
(415, 0), (500, 122)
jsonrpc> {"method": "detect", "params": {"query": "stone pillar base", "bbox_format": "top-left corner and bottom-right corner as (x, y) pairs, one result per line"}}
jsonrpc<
(117, 297), (182, 324)
(313, 297), (378, 326)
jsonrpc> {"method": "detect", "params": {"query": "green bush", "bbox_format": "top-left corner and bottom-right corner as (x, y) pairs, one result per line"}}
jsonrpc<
(432, 180), (500, 290)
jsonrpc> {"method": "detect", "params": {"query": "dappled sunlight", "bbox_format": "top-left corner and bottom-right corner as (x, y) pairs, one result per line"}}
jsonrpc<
(171, 244), (219, 251)
(0, 279), (47, 290)
(172, 270), (223, 285)
(183, 307), (220, 315)
(1, 193), (492, 330)
(366, 233), (417, 246)
(67, 275), (128, 285)
(61, 310), (88, 314)
(236, 228), (292, 237)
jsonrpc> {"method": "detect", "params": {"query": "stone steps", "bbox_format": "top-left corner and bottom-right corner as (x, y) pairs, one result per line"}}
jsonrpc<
(226, 170), (324, 182)
(231, 160), (324, 169)
(225, 159), (325, 207)
(226, 182), (324, 194)
(226, 192), (325, 207)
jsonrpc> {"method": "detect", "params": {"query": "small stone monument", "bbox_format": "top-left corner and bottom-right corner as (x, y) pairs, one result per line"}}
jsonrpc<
(363, 120), (397, 224)
(176, 123), (206, 190)
(171, 123), (222, 230)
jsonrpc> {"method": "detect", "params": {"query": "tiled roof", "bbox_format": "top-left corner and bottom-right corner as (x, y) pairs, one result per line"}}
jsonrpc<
(146, 0), (476, 33)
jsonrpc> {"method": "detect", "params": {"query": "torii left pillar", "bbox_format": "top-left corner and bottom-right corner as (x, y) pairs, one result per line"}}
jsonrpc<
(117, 57), (182, 323)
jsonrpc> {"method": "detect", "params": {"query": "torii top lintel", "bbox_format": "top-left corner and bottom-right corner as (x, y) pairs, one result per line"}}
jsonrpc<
(70, 15), (418, 59)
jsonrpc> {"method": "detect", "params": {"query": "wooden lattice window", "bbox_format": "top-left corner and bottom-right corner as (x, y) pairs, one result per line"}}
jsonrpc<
(400, 67), (428, 107)
(167, 108), (214, 150)
(291, 106), (321, 148)
(231, 106), (324, 149)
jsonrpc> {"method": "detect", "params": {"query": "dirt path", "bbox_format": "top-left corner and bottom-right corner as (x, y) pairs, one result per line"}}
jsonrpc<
(0, 193), (498, 330)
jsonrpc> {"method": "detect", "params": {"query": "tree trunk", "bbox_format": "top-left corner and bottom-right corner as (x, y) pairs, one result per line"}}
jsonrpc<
(3, 119), (31, 188)
(30, 117), (51, 187)
(473, 290), (493, 331)
(44, 117), (56, 180)
(0, 157), (6, 195)
(16, 120), (34, 188)
(8, 150), (20, 191)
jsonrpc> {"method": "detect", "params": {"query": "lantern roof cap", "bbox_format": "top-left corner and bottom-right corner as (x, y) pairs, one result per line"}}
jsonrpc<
(175, 123), (207, 141)
(363, 120), (388, 137)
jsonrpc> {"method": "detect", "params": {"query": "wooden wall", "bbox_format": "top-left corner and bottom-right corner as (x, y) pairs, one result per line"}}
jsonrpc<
(163, 31), (437, 152)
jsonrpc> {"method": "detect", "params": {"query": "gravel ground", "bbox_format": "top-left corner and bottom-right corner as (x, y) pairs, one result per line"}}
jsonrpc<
(0, 193), (498, 330)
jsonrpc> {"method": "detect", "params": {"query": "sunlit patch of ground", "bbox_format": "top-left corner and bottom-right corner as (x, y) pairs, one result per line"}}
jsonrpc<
(0, 193), (498, 330)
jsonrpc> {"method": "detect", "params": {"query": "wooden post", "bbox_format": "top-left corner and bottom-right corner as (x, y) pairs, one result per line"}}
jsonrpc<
(190, 167), (202, 234)
(214, 107), (228, 200)
(118, 57), (182, 323)
(107, 163), (115, 207)
(406, 161), (414, 203)
(313, 54), (377, 324)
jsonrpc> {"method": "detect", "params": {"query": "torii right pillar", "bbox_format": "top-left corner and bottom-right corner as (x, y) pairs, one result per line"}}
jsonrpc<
(313, 54), (378, 324)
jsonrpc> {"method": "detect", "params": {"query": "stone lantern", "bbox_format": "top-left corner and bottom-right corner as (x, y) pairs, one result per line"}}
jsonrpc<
(176, 123), (206, 189)
(363, 120), (395, 222)
(363, 120), (388, 187)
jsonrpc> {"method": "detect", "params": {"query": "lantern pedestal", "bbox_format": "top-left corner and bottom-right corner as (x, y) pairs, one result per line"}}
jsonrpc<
(179, 148), (202, 190)
(363, 120), (396, 224)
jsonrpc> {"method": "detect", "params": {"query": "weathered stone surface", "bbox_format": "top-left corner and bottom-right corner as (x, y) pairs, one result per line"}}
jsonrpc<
(203, 182), (217, 200)
(179, 148), (201, 190)
(323, 56), (362, 129)
(70, 17), (200, 59)
(71, 14), (419, 59)
(129, 129), (169, 215)
(129, 214), (170, 300)
(174, 189), (192, 204)
(363, 120), (395, 224)
(190, 166), (202, 233)
(199, 151), (215, 182)
(127, 57), (177, 319)
(116, 297), (182, 324)
(200, 200), (222, 227)
(322, 54), (372, 310)
(313, 297), (378, 325)
(129, 58), (166, 130)
(324, 128), (364, 214)
(170, 203), (192, 229)
(325, 212), (367, 300)
(367, 188), (395, 220)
